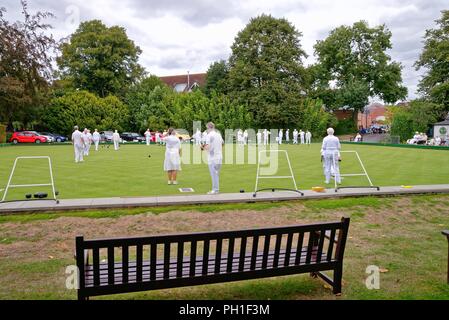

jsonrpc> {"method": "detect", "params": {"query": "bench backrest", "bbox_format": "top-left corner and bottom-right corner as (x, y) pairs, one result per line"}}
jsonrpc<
(76, 217), (350, 288)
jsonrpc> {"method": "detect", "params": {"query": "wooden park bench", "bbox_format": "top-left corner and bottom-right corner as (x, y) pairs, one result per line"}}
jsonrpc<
(75, 217), (350, 300)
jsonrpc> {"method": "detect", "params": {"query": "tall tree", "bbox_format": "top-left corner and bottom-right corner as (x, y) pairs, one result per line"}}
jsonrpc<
(204, 60), (229, 97)
(313, 21), (407, 113)
(0, 1), (57, 129)
(227, 14), (308, 128)
(57, 20), (145, 97)
(415, 10), (449, 111)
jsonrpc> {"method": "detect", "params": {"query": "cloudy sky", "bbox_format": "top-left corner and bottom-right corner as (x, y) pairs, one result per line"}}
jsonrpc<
(2, 0), (448, 99)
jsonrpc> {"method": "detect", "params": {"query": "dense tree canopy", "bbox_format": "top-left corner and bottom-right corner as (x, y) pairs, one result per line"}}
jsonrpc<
(57, 20), (145, 98)
(313, 21), (407, 112)
(0, 1), (57, 129)
(227, 14), (307, 128)
(415, 10), (449, 110)
(42, 91), (129, 135)
(203, 60), (229, 97)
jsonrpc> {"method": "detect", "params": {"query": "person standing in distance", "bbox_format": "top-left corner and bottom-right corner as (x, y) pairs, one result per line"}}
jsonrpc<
(92, 129), (101, 151)
(112, 130), (120, 151)
(321, 128), (341, 185)
(71, 126), (84, 163)
(201, 122), (224, 195)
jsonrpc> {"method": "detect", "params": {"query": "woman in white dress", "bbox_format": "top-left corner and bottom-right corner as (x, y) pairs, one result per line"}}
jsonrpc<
(164, 128), (182, 185)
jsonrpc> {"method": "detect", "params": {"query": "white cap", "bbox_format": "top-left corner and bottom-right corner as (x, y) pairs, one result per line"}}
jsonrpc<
(327, 128), (335, 135)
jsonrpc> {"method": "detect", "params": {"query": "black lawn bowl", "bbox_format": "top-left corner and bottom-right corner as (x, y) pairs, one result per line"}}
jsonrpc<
(34, 192), (48, 199)
(25, 194), (32, 199)
(240, 189), (245, 193)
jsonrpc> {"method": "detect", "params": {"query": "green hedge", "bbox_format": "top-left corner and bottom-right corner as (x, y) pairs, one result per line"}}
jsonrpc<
(0, 125), (6, 144)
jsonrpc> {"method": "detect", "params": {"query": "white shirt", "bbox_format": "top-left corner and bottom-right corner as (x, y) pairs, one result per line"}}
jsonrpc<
(206, 130), (223, 162)
(306, 132), (312, 138)
(72, 130), (83, 147)
(165, 135), (181, 152)
(93, 132), (101, 141)
(300, 131), (305, 137)
(112, 132), (120, 142)
(145, 131), (151, 138)
(86, 133), (92, 143)
(321, 135), (341, 155)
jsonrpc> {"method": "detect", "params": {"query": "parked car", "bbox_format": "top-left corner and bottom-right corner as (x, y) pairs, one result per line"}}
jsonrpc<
(100, 131), (114, 142)
(120, 132), (145, 143)
(40, 132), (68, 143)
(10, 131), (47, 144)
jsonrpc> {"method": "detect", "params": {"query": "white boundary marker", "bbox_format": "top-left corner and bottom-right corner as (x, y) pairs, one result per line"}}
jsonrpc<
(254, 150), (304, 197)
(334, 151), (379, 192)
(1, 156), (59, 203)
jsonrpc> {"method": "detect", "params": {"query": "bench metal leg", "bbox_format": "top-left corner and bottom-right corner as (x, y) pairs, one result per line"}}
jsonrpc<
(77, 291), (88, 301)
(333, 266), (343, 295)
(443, 231), (449, 284)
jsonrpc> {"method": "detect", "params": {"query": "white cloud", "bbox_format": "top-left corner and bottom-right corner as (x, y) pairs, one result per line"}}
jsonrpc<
(2, 0), (448, 98)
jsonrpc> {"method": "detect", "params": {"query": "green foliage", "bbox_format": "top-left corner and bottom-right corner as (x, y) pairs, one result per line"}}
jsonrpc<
(389, 100), (444, 141)
(313, 21), (407, 111)
(301, 99), (337, 138)
(227, 14), (307, 127)
(0, 1), (56, 129)
(204, 60), (229, 97)
(0, 124), (5, 143)
(335, 117), (357, 135)
(57, 20), (145, 98)
(415, 10), (449, 110)
(42, 91), (129, 135)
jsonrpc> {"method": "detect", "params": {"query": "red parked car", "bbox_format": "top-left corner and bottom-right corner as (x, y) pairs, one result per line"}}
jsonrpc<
(10, 131), (47, 144)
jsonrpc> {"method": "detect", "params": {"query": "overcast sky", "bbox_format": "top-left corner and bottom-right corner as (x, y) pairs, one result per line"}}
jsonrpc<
(2, 0), (448, 100)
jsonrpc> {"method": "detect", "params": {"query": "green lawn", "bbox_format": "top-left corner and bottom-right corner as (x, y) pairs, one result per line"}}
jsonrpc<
(0, 143), (448, 200)
(0, 195), (448, 300)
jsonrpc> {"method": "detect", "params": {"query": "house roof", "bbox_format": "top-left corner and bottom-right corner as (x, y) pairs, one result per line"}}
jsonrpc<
(159, 73), (206, 92)
(435, 120), (449, 125)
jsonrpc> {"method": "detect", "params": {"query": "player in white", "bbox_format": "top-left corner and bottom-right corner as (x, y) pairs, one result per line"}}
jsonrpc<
(306, 130), (312, 145)
(293, 129), (299, 144)
(285, 129), (290, 143)
(71, 126), (84, 163)
(201, 122), (224, 195)
(321, 128), (341, 185)
(278, 129), (283, 145)
(257, 130), (262, 146)
(84, 129), (92, 156)
(243, 130), (249, 145)
(263, 129), (270, 145)
(112, 130), (120, 151)
(144, 129), (152, 146)
(300, 130), (305, 144)
(92, 129), (101, 151)
(194, 129), (202, 146)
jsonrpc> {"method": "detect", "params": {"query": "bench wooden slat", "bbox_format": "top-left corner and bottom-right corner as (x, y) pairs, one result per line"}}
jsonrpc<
(262, 235), (271, 269)
(273, 234), (282, 268)
(136, 244), (143, 282)
(295, 233), (304, 265)
(177, 242), (184, 278)
(227, 238), (235, 273)
(316, 231), (326, 263)
(202, 240), (210, 276)
(190, 241), (197, 277)
(250, 236), (259, 270)
(239, 237), (247, 272)
(93, 247), (100, 286)
(327, 229), (336, 262)
(150, 244), (157, 280)
(305, 233), (314, 264)
(214, 239), (222, 275)
(122, 246), (129, 284)
(108, 247), (114, 285)
(284, 233), (294, 267)
(164, 243), (170, 280)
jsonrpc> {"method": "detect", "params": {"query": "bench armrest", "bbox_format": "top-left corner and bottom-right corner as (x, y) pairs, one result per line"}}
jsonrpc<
(442, 230), (449, 238)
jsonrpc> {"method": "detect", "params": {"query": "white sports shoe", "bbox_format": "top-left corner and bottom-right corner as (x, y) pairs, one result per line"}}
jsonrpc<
(207, 191), (219, 195)
(168, 181), (172, 185)
(172, 181), (178, 185)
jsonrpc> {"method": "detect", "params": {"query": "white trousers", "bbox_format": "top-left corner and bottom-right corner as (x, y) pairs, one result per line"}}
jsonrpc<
(114, 140), (119, 150)
(94, 140), (100, 151)
(146, 138), (151, 146)
(74, 144), (84, 163)
(84, 142), (91, 156)
(306, 137), (311, 145)
(208, 161), (222, 192)
(323, 152), (340, 183)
